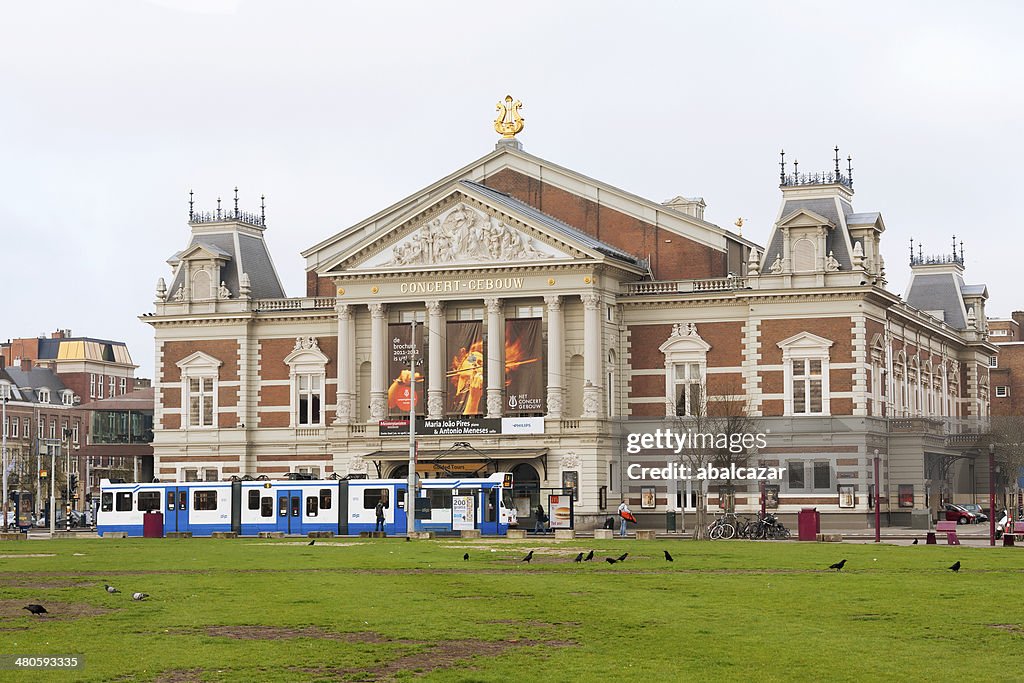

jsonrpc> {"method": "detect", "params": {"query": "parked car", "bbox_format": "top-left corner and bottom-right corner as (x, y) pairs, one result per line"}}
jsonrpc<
(943, 504), (976, 525)
(958, 504), (988, 523)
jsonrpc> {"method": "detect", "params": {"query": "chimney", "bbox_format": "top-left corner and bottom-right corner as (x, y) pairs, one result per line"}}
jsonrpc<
(0, 355), (5, 370)
(51, 329), (69, 339)
(20, 358), (32, 372)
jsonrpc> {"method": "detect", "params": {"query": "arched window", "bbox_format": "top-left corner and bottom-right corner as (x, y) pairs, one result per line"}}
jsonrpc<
(778, 332), (833, 416)
(192, 269), (213, 300)
(659, 324), (711, 417)
(793, 238), (816, 272)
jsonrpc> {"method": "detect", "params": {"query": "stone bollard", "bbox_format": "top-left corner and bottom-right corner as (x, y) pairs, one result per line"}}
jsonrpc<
(460, 529), (482, 539)
(506, 529), (527, 539)
(593, 529), (614, 540)
(635, 529), (657, 540)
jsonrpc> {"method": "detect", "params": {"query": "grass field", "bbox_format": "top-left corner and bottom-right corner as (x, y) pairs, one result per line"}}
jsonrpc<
(1, 536), (1022, 682)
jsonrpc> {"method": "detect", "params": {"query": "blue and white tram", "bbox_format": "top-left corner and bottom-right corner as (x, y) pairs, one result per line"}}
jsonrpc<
(97, 472), (516, 537)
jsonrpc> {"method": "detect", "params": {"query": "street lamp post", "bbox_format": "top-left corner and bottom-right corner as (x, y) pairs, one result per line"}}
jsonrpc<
(2, 390), (9, 530)
(873, 449), (881, 543)
(989, 443), (996, 547)
(406, 319), (417, 538)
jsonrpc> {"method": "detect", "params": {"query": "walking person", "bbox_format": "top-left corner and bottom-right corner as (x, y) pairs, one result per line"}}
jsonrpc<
(374, 499), (386, 533)
(533, 503), (548, 534)
(617, 499), (632, 538)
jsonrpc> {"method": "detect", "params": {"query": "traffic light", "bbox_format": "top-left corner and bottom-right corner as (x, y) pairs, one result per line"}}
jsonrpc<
(70, 473), (79, 491)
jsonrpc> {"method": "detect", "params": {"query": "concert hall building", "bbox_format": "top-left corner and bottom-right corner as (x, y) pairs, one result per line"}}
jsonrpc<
(145, 107), (997, 528)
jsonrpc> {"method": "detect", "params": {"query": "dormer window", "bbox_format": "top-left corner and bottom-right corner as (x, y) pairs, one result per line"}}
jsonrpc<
(62, 390), (75, 406)
(38, 388), (51, 404)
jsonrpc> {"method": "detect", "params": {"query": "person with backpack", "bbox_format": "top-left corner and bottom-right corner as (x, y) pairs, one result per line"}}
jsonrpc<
(534, 504), (548, 533)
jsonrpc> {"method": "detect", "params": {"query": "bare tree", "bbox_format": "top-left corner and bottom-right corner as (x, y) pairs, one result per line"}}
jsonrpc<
(672, 379), (761, 539)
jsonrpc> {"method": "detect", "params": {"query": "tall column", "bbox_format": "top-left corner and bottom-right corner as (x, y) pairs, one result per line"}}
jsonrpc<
(427, 300), (445, 419)
(334, 302), (354, 424)
(368, 303), (388, 422)
(582, 293), (602, 418)
(544, 295), (564, 419)
(485, 297), (504, 418)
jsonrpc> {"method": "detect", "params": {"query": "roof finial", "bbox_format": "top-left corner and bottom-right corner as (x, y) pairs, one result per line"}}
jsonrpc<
(780, 149), (786, 184)
(188, 189), (194, 221)
(793, 159), (799, 179)
(918, 244), (924, 262)
(216, 197), (222, 220)
(960, 240), (964, 265)
(834, 146), (841, 176)
(233, 186), (239, 218)
(909, 237), (914, 266)
(952, 234), (957, 260)
(260, 194), (266, 226)
(494, 95), (524, 139)
(847, 155), (853, 189)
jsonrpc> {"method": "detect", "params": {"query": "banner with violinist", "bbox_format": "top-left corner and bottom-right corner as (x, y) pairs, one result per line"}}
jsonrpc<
(447, 320), (485, 415)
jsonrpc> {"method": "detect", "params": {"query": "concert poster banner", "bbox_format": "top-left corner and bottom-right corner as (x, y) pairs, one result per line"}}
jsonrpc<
(504, 318), (544, 413)
(388, 322), (425, 415)
(447, 320), (485, 415)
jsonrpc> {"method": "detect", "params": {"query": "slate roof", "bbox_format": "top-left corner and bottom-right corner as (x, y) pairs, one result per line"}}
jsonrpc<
(763, 197), (854, 270)
(168, 231), (286, 300)
(4, 367), (71, 404)
(905, 273), (968, 329)
(78, 387), (154, 412)
(460, 180), (643, 266)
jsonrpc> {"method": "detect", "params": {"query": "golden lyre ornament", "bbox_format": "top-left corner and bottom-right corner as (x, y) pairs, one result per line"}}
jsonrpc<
(494, 95), (524, 138)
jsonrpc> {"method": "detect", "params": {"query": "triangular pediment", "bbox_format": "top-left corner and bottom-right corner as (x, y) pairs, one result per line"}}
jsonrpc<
(320, 184), (614, 275)
(777, 331), (834, 352)
(177, 241), (232, 263)
(777, 209), (835, 230)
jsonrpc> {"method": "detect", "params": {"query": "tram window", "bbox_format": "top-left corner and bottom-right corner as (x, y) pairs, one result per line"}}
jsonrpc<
(248, 490), (260, 511)
(485, 489), (497, 523)
(116, 492), (133, 512)
(397, 488), (406, 509)
(319, 489), (332, 510)
(101, 492), (113, 512)
(138, 491), (161, 512)
(279, 496), (288, 517)
(193, 490), (218, 511)
(306, 496), (319, 517)
(260, 496), (273, 518)
(428, 489), (452, 510)
(167, 492), (175, 511)
(363, 488), (390, 510)
(178, 491), (187, 511)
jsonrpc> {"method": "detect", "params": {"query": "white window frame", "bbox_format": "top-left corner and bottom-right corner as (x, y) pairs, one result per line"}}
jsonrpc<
(49, 420), (56, 439)
(72, 422), (79, 444)
(778, 332), (834, 417)
(659, 326), (711, 418)
(10, 416), (17, 438)
(989, 355), (998, 368)
(120, 377), (127, 395)
(109, 376), (116, 397)
(176, 352), (223, 430)
(996, 386), (1009, 398)
(89, 374), (96, 398)
(284, 342), (329, 428)
(97, 376), (104, 399)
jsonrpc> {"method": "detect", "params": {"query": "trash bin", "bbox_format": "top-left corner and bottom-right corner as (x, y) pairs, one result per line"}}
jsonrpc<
(143, 510), (164, 538)
(797, 507), (820, 541)
(666, 509), (677, 533)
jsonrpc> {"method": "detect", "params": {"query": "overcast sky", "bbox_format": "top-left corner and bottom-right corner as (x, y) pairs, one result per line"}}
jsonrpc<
(2, 1), (1021, 379)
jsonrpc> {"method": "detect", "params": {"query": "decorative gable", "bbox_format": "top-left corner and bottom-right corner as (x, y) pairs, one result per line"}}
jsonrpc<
(356, 202), (569, 270)
(777, 331), (834, 357)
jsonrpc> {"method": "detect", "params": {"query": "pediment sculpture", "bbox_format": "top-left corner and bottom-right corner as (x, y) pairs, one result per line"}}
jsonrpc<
(388, 204), (555, 266)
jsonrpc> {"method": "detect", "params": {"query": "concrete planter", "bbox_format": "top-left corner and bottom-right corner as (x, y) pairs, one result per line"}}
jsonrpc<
(506, 529), (527, 539)
(0, 532), (27, 541)
(258, 531), (285, 538)
(635, 530), (657, 540)
(460, 529), (482, 539)
(593, 529), (614, 540)
(211, 532), (238, 539)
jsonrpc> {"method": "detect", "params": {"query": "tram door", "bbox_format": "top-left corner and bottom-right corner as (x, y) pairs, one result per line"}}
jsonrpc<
(164, 487), (189, 534)
(276, 489), (303, 535)
(478, 488), (499, 535)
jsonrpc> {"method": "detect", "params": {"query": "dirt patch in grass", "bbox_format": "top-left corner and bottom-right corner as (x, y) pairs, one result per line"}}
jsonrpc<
(0, 599), (113, 621)
(486, 619), (581, 628)
(990, 623), (1024, 633)
(0, 577), (98, 590)
(154, 668), (207, 682)
(297, 637), (575, 680)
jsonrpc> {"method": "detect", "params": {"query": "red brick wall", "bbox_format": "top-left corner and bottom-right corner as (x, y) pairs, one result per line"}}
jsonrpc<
(630, 375), (664, 398)
(306, 271), (336, 297)
(627, 325), (672, 370)
(161, 340), (239, 386)
(629, 402), (665, 417)
(483, 169), (727, 280)
(759, 318), (854, 364)
(698, 322), (743, 367)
